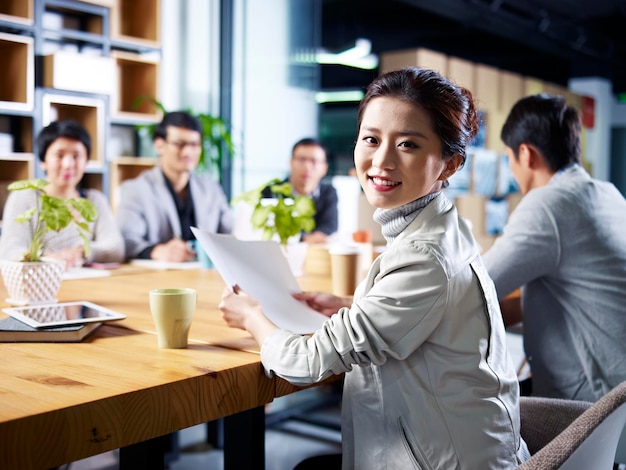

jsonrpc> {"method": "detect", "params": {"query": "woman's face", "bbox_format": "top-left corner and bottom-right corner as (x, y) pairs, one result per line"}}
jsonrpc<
(354, 96), (454, 210)
(40, 137), (88, 192)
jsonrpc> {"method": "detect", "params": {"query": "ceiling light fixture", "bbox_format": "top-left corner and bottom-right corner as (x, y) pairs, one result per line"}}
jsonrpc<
(315, 90), (365, 104)
(316, 38), (379, 70)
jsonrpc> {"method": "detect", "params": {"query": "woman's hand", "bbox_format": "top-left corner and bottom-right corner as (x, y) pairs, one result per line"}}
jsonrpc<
(292, 291), (352, 317)
(219, 285), (279, 345)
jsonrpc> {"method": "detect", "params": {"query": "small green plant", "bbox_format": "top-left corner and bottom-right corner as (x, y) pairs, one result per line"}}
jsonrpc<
(8, 179), (98, 262)
(232, 178), (316, 245)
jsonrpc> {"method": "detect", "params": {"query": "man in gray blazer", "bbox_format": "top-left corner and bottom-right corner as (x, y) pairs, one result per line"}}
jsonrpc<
(116, 111), (233, 262)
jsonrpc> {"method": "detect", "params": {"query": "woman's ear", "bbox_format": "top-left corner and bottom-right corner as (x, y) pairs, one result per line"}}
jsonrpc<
(438, 154), (464, 181)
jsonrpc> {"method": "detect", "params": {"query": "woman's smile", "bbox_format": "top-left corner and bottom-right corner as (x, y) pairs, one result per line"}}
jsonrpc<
(368, 175), (400, 192)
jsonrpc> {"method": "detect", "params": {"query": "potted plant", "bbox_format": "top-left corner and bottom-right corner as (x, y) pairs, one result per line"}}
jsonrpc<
(232, 178), (316, 244)
(231, 178), (316, 275)
(0, 179), (97, 305)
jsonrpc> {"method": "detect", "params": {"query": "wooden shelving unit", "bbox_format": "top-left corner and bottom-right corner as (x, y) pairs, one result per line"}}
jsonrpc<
(41, 92), (106, 165)
(110, 50), (160, 120)
(0, 153), (35, 225)
(0, 0), (34, 26)
(109, 156), (158, 210)
(111, 0), (160, 48)
(0, 33), (34, 111)
(0, 0), (161, 222)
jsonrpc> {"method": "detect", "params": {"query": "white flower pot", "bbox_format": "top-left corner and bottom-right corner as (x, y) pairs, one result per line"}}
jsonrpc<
(1, 259), (65, 306)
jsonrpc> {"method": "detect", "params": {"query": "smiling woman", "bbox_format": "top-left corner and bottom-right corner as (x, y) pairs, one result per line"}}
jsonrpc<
(219, 67), (529, 469)
(0, 120), (125, 267)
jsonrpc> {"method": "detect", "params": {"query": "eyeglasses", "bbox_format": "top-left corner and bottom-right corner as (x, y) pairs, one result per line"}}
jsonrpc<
(166, 140), (202, 151)
(292, 156), (327, 167)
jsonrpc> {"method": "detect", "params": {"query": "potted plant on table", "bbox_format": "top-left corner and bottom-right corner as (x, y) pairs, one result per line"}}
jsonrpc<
(231, 178), (316, 275)
(0, 179), (97, 305)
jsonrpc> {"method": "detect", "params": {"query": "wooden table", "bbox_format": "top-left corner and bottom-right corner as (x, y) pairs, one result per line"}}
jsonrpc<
(0, 267), (332, 469)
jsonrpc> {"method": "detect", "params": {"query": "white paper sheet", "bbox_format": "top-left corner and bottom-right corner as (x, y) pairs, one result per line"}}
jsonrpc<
(191, 227), (327, 334)
(129, 259), (202, 270)
(62, 267), (112, 280)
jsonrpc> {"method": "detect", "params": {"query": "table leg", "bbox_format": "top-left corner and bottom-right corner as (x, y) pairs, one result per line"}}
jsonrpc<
(223, 406), (265, 470)
(118, 432), (176, 469)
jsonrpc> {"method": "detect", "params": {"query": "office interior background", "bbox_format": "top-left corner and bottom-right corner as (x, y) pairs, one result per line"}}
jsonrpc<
(1, 0), (626, 220)
(157, 0), (626, 200)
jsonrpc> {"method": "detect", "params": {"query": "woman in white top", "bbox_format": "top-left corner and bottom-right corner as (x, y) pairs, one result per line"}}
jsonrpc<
(219, 67), (528, 469)
(0, 120), (124, 267)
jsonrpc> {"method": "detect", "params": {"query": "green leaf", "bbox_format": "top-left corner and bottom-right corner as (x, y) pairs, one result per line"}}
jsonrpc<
(269, 182), (293, 198)
(8, 178), (48, 191)
(40, 197), (73, 232)
(8, 179), (98, 262)
(68, 197), (98, 222)
(14, 207), (36, 224)
(250, 204), (272, 229)
(233, 179), (317, 245)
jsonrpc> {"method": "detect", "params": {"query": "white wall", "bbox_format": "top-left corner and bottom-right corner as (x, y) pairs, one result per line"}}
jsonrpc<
(230, 0), (319, 196)
(160, 0), (220, 114)
(569, 77), (612, 181)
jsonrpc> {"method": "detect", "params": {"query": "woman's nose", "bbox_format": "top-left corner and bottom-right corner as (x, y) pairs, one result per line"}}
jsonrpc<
(372, 143), (395, 170)
(61, 154), (75, 167)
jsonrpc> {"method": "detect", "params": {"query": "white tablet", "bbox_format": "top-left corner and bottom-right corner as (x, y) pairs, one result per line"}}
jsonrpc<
(2, 301), (126, 328)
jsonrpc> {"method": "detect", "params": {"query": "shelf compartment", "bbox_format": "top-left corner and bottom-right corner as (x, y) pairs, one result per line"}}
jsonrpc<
(0, 153), (34, 179)
(109, 156), (158, 210)
(0, 153), (35, 221)
(0, 0), (34, 26)
(110, 50), (160, 120)
(0, 32), (34, 111)
(0, 114), (33, 154)
(81, 165), (105, 193)
(111, 0), (160, 48)
(43, 1), (105, 36)
(43, 51), (115, 95)
(41, 93), (106, 166)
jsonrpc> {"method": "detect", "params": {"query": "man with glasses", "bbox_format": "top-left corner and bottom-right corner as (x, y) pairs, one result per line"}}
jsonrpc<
(117, 111), (233, 261)
(262, 137), (338, 243)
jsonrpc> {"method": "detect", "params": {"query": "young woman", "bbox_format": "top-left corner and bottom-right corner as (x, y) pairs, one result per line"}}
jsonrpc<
(0, 120), (124, 267)
(219, 67), (529, 469)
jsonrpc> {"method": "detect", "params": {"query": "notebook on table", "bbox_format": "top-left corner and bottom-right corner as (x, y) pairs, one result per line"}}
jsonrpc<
(0, 316), (102, 343)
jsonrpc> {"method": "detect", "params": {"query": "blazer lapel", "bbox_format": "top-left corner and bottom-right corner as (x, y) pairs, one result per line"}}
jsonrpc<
(152, 167), (182, 237)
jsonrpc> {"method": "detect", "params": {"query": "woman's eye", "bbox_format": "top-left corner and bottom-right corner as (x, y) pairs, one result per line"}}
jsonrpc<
(363, 136), (378, 144)
(399, 141), (417, 148)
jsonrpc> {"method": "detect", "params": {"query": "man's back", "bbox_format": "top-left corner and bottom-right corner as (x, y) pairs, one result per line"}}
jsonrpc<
(483, 165), (626, 400)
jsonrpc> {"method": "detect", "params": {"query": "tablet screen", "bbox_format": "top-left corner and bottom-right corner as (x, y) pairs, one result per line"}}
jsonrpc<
(2, 301), (126, 328)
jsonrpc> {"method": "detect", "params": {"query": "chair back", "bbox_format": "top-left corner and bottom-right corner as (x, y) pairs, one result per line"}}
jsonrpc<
(518, 380), (626, 469)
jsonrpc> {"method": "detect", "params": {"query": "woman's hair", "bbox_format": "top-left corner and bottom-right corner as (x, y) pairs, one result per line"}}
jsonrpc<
(500, 93), (581, 171)
(37, 120), (91, 162)
(357, 67), (480, 166)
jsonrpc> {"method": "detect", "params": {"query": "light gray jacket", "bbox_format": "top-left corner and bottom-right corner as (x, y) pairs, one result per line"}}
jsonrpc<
(116, 166), (233, 259)
(262, 194), (527, 469)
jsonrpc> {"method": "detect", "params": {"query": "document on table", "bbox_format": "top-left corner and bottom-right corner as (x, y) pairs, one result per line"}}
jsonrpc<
(191, 227), (328, 334)
(63, 267), (112, 280)
(129, 259), (201, 270)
